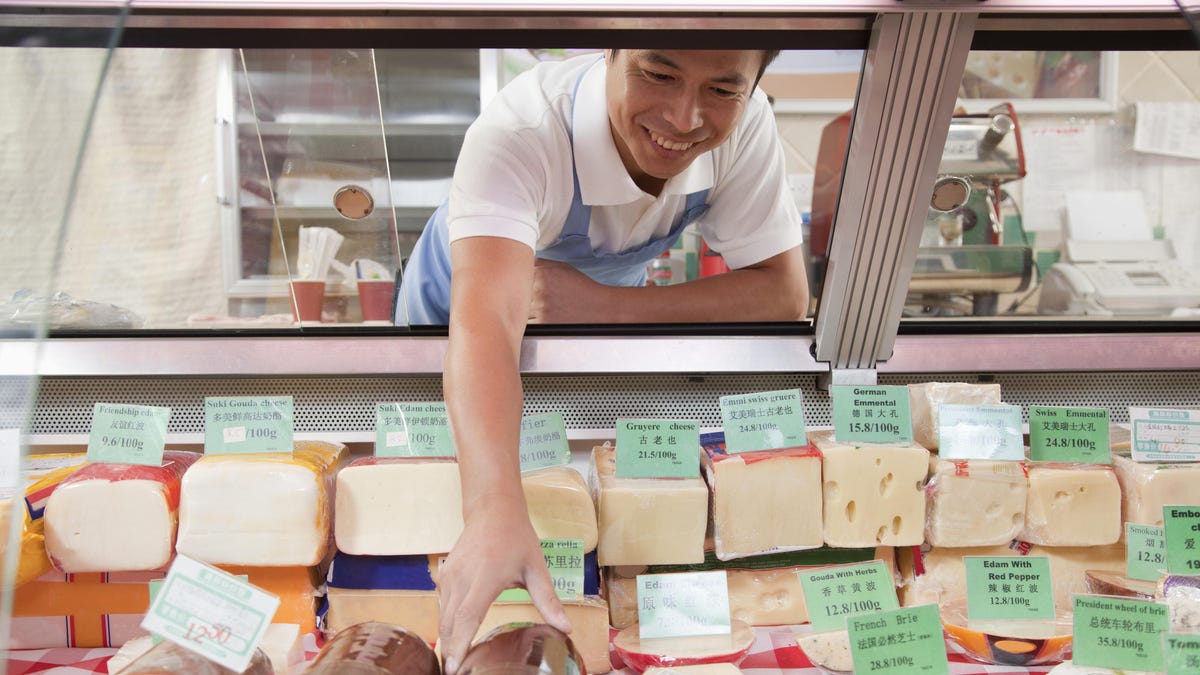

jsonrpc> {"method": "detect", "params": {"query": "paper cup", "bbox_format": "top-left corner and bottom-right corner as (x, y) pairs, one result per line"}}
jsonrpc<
(357, 280), (395, 322)
(290, 280), (326, 322)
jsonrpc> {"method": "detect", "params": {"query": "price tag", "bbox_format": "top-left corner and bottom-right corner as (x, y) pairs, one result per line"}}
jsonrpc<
(497, 538), (585, 602)
(1029, 406), (1110, 463)
(374, 403), (454, 458)
(1073, 595), (1169, 672)
(141, 554), (280, 672)
(1127, 523), (1168, 581)
(518, 412), (570, 473)
(636, 571), (730, 639)
(797, 561), (899, 632)
(831, 385), (912, 443)
(204, 397), (293, 454)
(1165, 633), (1200, 675)
(937, 404), (1024, 460)
(964, 557), (1055, 620)
(719, 389), (806, 453)
(1163, 505), (1200, 574)
(0, 428), (19, 499)
(615, 420), (699, 478)
(848, 604), (950, 675)
(88, 403), (168, 466)
(1130, 407), (1200, 462)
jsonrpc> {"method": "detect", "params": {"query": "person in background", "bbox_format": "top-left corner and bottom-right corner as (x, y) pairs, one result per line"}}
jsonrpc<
(401, 49), (810, 674)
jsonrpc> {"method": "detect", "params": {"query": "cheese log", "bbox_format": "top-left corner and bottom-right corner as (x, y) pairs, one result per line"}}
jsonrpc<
(925, 457), (1028, 547)
(1020, 463), (1121, 546)
(907, 382), (1001, 450)
(335, 456), (463, 555)
(809, 431), (927, 547)
(478, 596), (612, 674)
(307, 621), (439, 675)
(44, 450), (201, 572)
(898, 541), (1125, 611)
(323, 587), (441, 642)
(701, 435), (823, 560)
(2, 453), (89, 586)
(590, 445), (707, 566)
(1112, 452), (1200, 529)
(522, 466), (599, 552)
(120, 639), (273, 675)
(177, 441), (346, 566)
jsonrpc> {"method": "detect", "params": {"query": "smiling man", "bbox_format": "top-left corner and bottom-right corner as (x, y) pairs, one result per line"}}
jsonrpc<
(403, 50), (809, 675)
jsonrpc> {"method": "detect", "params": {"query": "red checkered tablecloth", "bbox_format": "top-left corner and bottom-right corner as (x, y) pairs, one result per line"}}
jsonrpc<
(7, 626), (1056, 674)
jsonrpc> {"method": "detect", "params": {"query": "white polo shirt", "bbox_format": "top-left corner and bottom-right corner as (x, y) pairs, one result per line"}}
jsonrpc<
(447, 53), (803, 270)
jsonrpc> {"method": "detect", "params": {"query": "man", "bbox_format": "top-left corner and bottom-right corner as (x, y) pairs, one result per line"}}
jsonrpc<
(404, 49), (810, 675)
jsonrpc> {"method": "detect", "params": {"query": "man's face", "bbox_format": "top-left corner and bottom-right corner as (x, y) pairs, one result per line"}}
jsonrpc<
(605, 49), (762, 194)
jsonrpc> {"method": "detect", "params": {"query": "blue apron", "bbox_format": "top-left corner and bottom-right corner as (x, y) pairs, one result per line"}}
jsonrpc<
(398, 71), (711, 325)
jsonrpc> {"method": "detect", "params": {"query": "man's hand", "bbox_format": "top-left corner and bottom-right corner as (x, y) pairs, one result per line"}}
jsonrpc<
(437, 494), (572, 675)
(530, 258), (613, 323)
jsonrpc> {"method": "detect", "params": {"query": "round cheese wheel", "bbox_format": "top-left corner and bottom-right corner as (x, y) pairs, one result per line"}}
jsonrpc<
(941, 605), (1072, 667)
(612, 621), (755, 673)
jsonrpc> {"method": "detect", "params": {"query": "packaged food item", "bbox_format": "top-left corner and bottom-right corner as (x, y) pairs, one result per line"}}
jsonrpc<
(335, 456), (463, 555)
(1, 453), (88, 586)
(924, 457), (1027, 547)
(1111, 452), (1200, 529)
(795, 629), (851, 674)
(307, 621), (440, 675)
(1083, 570), (1156, 600)
(522, 466), (598, 552)
(612, 621), (755, 674)
(479, 597), (611, 674)
(1019, 463), (1121, 546)
(1158, 574), (1200, 633)
(940, 605), (1073, 666)
(458, 622), (584, 675)
(907, 382), (1001, 450)
(117, 639), (273, 674)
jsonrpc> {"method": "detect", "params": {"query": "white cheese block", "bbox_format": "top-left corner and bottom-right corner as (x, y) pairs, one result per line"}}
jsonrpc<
(259, 623), (304, 675)
(1112, 452), (1200, 529)
(177, 441), (346, 566)
(478, 596), (612, 674)
(522, 466), (598, 552)
(809, 431), (927, 548)
(1019, 463), (1121, 546)
(590, 446), (707, 566)
(334, 456), (464, 555)
(702, 440), (823, 560)
(907, 382), (1001, 450)
(44, 451), (200, 573)
(925, 457), (1028, 547)
(796, 630), (851, 673)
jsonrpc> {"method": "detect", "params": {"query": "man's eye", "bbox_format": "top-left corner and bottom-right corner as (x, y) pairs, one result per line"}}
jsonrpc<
(643, 70), (672, 82)
(713, 87), (738, 98)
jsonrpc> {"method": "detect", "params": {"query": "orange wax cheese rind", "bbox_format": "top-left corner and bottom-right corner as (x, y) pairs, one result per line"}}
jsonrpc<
(940, 605), (1073, 667)
(612, 620), (755, 674)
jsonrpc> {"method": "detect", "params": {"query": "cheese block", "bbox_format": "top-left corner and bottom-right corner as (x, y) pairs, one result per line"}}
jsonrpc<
(177, 441), (346, 566)
(1019, 463), (1121, 546)
(522, 466), (599, 552)
(335, 456), (463, 555)
(590, 445), (707, 566)
(644, 665), (744, 675)
(907, 382), (1001, 450)
(809, 431), (927, 548)
(1112, 452), (1200, 529)
(119, 639), (273, 675)
(2, 453), (88, 587)
(701, 434), (822, 560)
(925, 457), (1028, 547)
(220, 565), (319, 633)
(478, 596), (612, 674)
(322, 587), (441, 642)
(613, 620), (754, 673)
(796, 629), (851, 673)
(108, 635), (156, 674)
(307, 621), (439, 675)
(326, 550), (599, 595)
(44, 450), (201, 572)
(898, 541), (1125, 611)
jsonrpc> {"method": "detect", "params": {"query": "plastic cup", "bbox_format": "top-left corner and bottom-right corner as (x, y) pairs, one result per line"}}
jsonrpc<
(290, 280), (326, 322)
(357, 279), (396, 322)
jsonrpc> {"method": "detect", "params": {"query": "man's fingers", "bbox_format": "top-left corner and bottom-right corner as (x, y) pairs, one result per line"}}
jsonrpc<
(525, 561), (573, 635)
(439, 578), (497, 675)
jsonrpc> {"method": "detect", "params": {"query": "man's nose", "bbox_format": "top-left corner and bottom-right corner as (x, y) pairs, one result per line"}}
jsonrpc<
(663, 90), (703, 133)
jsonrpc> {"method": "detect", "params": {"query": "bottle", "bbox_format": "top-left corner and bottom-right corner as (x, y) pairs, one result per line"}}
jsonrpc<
(306, 621), (441, 675)
(647, 251), (673, 286)
(457, 623), (585, 675)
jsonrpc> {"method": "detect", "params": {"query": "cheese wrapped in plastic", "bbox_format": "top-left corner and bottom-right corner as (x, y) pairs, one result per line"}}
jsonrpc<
(335, 455), (463, 555)
(45, 450), (200, 572)
(701, 433), (822, 561)
(479, 597), (612, 674)
(307, 621), (439, 675)
(1019, 462), (1121, 546)
(177, 441), (346, 566)
(925, 457), (1028, 547)
(1112, 452), (1200, 529)
(907, 382), (1001, 450)
(590, 445), (707, 566)
(1, 453), (88, 587)
(522, 466), (598, 552)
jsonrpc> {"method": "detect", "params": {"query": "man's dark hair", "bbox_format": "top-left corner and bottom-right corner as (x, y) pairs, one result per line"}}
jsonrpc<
(609, 50), (782, 89)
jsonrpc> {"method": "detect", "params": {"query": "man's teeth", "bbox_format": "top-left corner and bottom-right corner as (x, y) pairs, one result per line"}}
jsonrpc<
(651, 131), (694, 152)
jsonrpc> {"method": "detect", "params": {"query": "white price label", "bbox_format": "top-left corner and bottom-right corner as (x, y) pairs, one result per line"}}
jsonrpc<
(386, 430), (409, 448)
(223, 426), (247, 444)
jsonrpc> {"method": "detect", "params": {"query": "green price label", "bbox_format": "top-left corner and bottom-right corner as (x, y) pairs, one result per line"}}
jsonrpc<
(1163, 505), (1200, 575)
(719, 389), (807, 453)
(1029, 406), (1110, 463)
(615, 420), (699, 478)
(204, 397), (293, 454)
(937, 404), (1024, 461)
(964, 557), (1055, 620)
(848, 604), (950, 675)
(831, 385), (912, 443)
(88, 403), (169, 466)
(140, 554), (280, 673)
(1130, 407), (1200, 462)
(497, 538), (585, 602)
(1165, 633), (1200, 675)
(375, 403), (455, 458)
(1127, 523), (1168, 581)
(636, 571), (730, 640)
(518, 412), (570, 473)
(1073, 595), (1169, 672)
(797, 561), (900, 632)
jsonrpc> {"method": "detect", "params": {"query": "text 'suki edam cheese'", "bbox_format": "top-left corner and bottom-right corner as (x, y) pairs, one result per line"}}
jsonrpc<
(335, 455), (464, 555)
(177, 441), (346, 566)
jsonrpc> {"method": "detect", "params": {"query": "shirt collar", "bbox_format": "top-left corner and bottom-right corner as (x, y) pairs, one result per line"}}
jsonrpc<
(572, 57), (715, 205)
